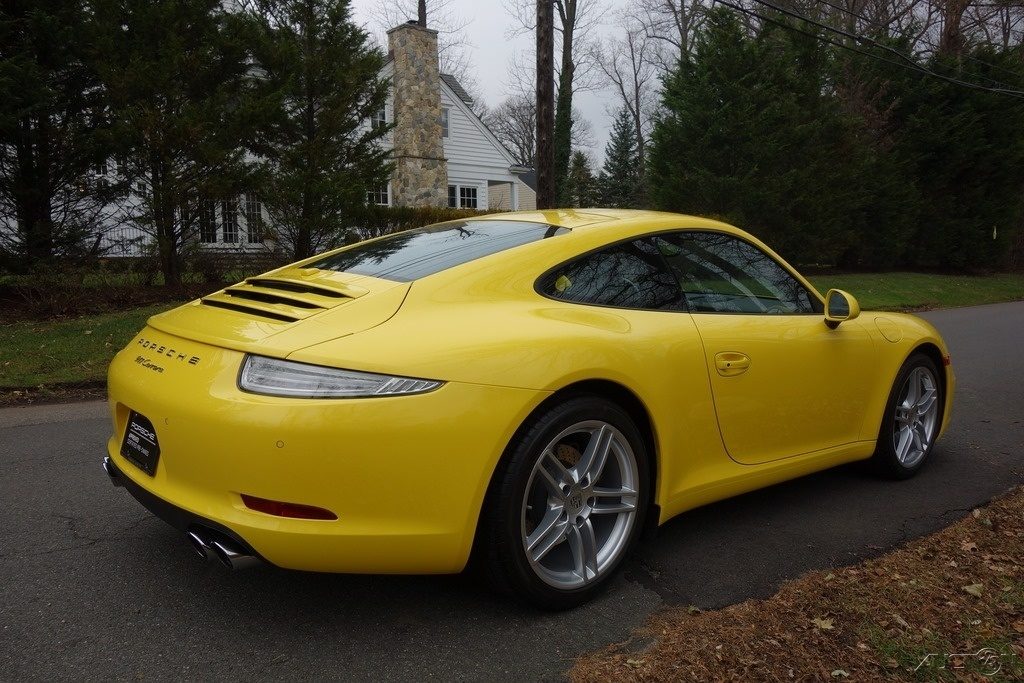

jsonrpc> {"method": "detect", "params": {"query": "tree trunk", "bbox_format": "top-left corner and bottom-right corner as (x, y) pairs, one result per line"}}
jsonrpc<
(553, 69), (574, 205)
(552, 0), (576, 205)
(17, 115), (55, 264)
(536, 0), (555, 209)
(938, 0), (969, 56)
(151, 157), (183, 288)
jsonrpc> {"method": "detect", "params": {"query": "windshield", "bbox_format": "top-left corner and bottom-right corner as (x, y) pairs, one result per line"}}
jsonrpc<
(310, 220), (567, 282)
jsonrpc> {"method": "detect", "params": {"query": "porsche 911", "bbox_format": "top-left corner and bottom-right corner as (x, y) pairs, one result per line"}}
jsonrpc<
(103, 209), (953, 608)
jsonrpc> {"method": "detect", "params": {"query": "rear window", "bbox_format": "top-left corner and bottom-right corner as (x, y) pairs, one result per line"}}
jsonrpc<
(310, 220), (567, 282)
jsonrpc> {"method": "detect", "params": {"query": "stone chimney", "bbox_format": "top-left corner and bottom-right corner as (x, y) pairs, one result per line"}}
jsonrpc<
(387, 22), (447, 207)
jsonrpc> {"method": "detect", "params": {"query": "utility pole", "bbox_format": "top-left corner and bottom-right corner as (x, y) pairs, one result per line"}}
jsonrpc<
(536, 0), (555, 209)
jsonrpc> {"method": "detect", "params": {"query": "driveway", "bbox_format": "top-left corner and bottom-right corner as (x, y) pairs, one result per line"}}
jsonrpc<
(1, 302), (1021, 681)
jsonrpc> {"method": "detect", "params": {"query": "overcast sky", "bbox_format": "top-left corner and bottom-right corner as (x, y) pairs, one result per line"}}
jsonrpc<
(349, 0), (633, 165)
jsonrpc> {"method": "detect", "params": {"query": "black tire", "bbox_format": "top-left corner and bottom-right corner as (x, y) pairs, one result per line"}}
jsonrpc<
(870, 352), (944, 480)
(475, 395), (650, 610)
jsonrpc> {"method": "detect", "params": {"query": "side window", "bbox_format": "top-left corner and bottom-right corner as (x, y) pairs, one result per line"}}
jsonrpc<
(654, 232), (817, 314)
(539, 240), (683, 311)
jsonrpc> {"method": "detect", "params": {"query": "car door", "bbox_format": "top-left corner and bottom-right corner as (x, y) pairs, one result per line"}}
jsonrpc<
(536, 237), (732, 491)
(653, 231), (877, 465)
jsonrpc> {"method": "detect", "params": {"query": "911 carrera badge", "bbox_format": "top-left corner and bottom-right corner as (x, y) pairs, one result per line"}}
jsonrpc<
(136, 337), (201, 366)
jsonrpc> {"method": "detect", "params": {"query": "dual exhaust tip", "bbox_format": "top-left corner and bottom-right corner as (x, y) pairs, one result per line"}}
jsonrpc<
(102, 456), (260, 571)
(187, 529), (261, 571)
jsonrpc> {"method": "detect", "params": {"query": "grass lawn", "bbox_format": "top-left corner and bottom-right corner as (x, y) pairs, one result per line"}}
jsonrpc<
(810, 272), (1024, 311)
(0, 303), (178, 390)
(0, 271), (1022, 396)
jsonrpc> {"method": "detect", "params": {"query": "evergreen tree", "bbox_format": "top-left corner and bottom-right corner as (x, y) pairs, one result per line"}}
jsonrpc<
(94, 0), (260, 286)
(563, 150), (597, 207)
(249, 0), (391, 259)
(648, 9), (872, 265)
(600, 108), (641, 208)
(0, 0), (115, 266)
(888, 49), (1024, 270)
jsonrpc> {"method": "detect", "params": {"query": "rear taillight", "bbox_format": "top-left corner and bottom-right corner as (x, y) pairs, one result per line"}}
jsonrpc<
(942, 354), (951, 366)
(241, 494), (337, 520)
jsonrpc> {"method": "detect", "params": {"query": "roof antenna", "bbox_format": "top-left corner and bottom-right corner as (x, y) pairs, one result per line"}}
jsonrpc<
(418, 0), (427, 27)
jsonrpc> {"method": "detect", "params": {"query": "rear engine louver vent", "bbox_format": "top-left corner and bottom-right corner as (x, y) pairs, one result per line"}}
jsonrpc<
(200, 277), (356, 323)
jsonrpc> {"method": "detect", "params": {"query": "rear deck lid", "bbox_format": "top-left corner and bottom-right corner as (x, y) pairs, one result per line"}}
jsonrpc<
(147, 267), (409, 356)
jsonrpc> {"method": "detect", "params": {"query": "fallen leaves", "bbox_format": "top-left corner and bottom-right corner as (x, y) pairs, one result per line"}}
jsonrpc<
(962, 583), (984, 597)
(811, 617), (835, 631)
(570, 486), (1024, 683)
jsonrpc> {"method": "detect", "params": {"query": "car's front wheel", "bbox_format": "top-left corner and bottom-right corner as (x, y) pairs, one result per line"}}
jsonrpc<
(478, 396), (650, 609)
(871, 352), (944, 479)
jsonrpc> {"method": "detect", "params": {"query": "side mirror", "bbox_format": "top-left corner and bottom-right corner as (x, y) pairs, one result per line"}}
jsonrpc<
(824, 289), (860, 329)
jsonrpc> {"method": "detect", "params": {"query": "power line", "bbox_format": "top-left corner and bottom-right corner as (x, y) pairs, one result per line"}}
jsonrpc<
(722, 0), (1024, 99)
(711, 0), (952, 79)
(810, 0), (1024, 85)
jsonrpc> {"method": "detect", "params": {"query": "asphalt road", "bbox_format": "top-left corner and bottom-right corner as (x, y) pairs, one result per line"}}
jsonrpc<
(2, 302), (1022, 681)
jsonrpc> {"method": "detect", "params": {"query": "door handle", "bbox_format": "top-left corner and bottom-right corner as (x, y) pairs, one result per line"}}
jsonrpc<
(715, 352), (751, 377)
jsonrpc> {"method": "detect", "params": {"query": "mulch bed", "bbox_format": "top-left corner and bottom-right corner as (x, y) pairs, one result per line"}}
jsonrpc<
(0, 381), (106, 407)
(572, 488), (1024, 681)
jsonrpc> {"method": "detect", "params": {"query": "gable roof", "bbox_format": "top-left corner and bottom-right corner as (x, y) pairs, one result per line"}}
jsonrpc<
(440, 74), (473, 105)
(438, 77), (519, 169)
(518, 170), (537, 191)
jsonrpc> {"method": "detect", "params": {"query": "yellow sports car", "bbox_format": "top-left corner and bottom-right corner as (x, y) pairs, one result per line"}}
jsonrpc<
(103, 210), (953, 608)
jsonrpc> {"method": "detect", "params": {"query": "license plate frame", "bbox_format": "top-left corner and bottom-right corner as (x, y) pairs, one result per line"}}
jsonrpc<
(120, 410), (161, 476)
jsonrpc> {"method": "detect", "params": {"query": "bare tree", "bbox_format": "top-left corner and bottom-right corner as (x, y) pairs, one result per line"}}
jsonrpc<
(485, 93), (596, 167)
(369, 0), (485, 108)
(630, 0), (709, 70)
(507, 0), (606, 201)
(592, 14), (658, 177)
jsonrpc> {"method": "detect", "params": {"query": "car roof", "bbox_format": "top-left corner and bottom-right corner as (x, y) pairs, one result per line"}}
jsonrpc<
(449, 209), (824, 305)
(472, 208), (737, 234)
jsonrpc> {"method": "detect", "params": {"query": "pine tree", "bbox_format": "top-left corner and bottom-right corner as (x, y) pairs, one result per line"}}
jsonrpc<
(648, 9), (871, 265)
(249, 0), (391, 259)
(563, 151), (597, 207)
(600, 108), (641, 208)
(0, 0), (115, 266)
(93, 0), (260, 286)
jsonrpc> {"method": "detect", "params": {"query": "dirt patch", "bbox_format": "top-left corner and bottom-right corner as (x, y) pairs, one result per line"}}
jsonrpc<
(572, 488), (1024, 681)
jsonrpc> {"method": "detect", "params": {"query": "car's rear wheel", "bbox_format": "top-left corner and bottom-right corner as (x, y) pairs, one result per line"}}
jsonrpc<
(871, 353), (943, 479)
(478, 396), (649, 609)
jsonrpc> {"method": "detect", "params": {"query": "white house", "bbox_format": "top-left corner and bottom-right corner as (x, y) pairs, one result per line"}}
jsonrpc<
(44, 17), (528, 259)
(370, 19), (529, 214)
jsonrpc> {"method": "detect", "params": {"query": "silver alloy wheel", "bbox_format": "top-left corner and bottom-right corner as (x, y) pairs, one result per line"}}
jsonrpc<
(520, 420), (640, 590)
(892, 366), (940, 468)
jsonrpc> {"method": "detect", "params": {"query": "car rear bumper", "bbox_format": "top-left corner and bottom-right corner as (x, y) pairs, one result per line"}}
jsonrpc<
(103, 455), (267, 563)
(106, 327), (548, 574)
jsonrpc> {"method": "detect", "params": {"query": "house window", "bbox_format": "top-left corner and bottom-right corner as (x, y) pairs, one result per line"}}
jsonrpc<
(93, 162), (109, 190)
(441, 107), (449, 138)
(448, 184), (478, 209)
(221, 198), (238, 243)
(371, 108), (387, 130)
(367, 183), (390, 206)
(244, 193), (263, 243)
(199, 199), (217, 243)
(459, 186), (478, 209)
